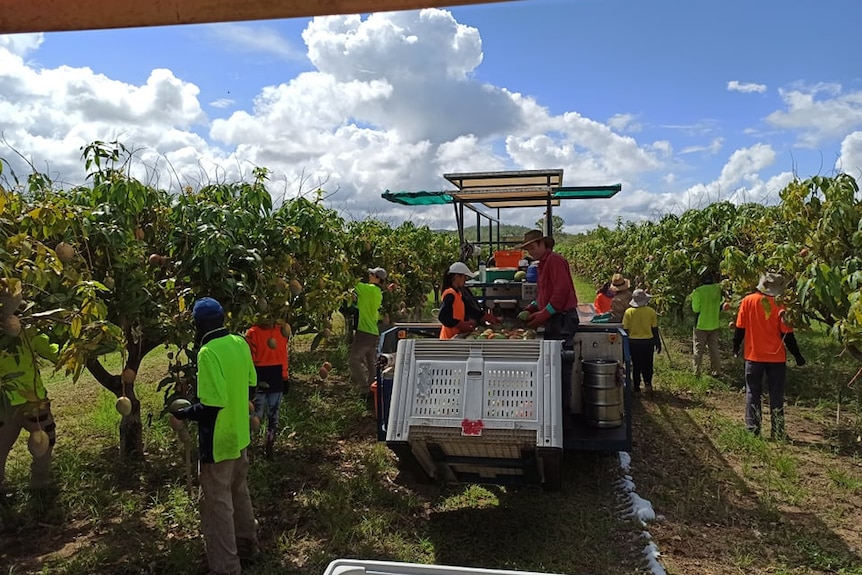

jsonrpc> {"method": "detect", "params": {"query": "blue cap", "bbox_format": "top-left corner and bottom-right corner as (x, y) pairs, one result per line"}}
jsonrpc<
(192, 297), (224, 321)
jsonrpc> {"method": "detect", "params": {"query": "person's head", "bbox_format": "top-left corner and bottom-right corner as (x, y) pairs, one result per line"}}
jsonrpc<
(257, 317), (275, 329)
(367, 267), (387, 285)
(757, 272), (787, 297)
(192, 297), (225, 336)
(700, 271), (715, 285)
(445, 261), (477, 289)
(609, 273), (630, 293)
(598, 281), (611, 295)
(629, 289), (652, 308)
(518, 230), (554, 260)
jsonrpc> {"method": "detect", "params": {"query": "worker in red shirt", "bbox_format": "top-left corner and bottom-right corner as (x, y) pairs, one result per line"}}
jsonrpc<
(517, 229), (579, 417)
(732, 273), (806, 440)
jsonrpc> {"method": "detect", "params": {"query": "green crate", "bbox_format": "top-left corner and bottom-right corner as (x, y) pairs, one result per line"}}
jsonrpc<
(485, 267), (517, 281)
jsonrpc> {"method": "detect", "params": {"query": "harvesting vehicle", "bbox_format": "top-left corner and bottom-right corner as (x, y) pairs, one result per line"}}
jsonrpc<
(376, 170), (632, 491)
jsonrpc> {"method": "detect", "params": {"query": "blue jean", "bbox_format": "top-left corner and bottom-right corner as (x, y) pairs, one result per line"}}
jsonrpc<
(254, 391), (283, 442)
(744, 361), (786, 437)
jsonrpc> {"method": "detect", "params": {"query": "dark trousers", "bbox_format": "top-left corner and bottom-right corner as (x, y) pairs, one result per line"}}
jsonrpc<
(544, 310), (579, 413)
(629, 339), (655, 389)
(744, 361), (786, 437)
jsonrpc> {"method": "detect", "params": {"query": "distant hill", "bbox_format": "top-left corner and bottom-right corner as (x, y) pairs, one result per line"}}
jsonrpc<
(437, 224), (533, 245)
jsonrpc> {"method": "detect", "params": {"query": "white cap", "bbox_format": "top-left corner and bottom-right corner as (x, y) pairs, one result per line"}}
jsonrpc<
(367, 267), (387, 280)
(447, 262), (477, 277)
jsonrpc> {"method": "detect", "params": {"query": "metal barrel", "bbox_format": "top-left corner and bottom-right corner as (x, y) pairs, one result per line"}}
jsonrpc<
(582, 359), (623, 428)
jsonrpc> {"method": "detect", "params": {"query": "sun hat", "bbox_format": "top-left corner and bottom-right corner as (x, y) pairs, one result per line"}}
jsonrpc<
(447, 262), (478, 277)
(368, 267), (388, 280)
(609, 273), (630, 292)
(518, 229), (555, 249)
(757, 273), (786, 297)
(629, 289), (652, 308)
(192, 297), (225, 322)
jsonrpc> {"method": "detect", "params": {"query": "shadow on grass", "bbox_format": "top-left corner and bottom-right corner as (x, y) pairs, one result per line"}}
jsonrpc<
(631, 390), (862, 575)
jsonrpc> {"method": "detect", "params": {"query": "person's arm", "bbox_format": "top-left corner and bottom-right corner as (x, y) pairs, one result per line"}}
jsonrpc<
(783, 333), (806, 366)
(732, 328), (745, 357)
(438, 293), (459, 328)
(652, 326), (661, 352)
(545, 257), (573, 315)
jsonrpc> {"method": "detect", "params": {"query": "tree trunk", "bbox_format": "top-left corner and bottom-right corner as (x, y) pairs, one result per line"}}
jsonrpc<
(86, 336), (161, 459)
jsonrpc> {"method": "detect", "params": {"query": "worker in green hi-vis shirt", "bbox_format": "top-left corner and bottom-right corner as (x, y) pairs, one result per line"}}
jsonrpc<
(349, 267), (387, 406)
(690, 271), (724, 377)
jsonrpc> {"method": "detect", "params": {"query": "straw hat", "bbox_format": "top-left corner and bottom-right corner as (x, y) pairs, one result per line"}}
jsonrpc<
(518, 229), (555, 249)
(609, 273), (630, 292)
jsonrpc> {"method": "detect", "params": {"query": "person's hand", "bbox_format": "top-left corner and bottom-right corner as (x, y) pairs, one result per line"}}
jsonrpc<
(794, 354), (806, 367)
(457, 320), (477, 333)
(527, 309), (551, 329)
(482, 310), (501, 326)
(517, 309), (531, 322)
(654, 339), (662, 353)
(732, 346), (740, 359)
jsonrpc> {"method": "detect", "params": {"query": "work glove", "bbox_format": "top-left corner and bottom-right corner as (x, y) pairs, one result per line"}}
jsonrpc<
(732, 345), (740, 358)
(456, 320), (477, 333)
(527, 309), (552, 329)
(482, 310), (501, 326)
(794, 354), (806, 367)
(654, 338), (661, 353)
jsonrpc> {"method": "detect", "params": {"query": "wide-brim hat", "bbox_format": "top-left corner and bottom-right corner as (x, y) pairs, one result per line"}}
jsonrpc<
(518, 229), (555, 249)
(757, 272), (786, 297)
(447, 261), (477, 278)
(609, 273), (630, 292)
(629, 289), (652, 308)
(368, 267), (387, 280)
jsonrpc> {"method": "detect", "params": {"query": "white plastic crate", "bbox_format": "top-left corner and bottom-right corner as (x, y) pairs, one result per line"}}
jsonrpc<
(324, 559), (566, 575)
(520, 282), (537, 301)
(386, 339), (563, 448)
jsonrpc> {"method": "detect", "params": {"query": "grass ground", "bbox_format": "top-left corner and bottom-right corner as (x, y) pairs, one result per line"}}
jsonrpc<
(2, 303), (862, 575)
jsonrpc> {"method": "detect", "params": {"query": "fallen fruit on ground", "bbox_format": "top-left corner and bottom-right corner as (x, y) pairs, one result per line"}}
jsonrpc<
(318, 367), (329, 379)
(56, 242), (75, 263)
(250, 416), (261, 432)
(148, 253), (162, 266)
(28, 430), (50, 457)
(115, 396), (132, 416)
(323, 361), (332, 371)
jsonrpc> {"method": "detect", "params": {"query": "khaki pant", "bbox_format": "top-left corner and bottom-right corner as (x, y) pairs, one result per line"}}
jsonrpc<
(0, 400), (55, 489)
(349, 330), (379, 393)
(199, 449), (258, 575)
(693, 328), (722, 376)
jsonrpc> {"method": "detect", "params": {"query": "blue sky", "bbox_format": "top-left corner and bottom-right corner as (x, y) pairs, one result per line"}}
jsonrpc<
(1, 0), (860, 231)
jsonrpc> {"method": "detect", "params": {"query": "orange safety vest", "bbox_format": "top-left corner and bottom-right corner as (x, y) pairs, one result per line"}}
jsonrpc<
(439, 287), (465, 340)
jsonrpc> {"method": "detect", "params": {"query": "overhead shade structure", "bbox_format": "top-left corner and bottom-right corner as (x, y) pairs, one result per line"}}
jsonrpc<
(0, 0), (516, 34)
(382, 169), (621, 247)
(382, 184), (621, 209)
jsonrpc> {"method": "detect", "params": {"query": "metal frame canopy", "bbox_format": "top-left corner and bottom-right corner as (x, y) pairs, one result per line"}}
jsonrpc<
(0, 0), (517, 34)
(381, 169), (621, 253)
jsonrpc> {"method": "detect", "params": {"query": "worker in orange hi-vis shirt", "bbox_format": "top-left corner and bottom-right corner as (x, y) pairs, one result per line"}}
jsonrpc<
(732, 273), (806, 442)
(245, 319), (289, 458)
